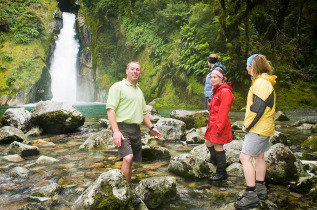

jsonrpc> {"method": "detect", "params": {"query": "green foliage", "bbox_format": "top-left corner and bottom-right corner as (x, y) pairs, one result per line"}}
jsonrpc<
(0, 51), (13, 62)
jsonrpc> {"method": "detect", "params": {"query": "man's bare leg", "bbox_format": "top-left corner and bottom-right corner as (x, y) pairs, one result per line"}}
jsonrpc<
(121, 154), (133, 185)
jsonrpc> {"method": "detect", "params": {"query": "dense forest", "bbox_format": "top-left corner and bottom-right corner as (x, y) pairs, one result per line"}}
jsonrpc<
(0, 0), (317, 109)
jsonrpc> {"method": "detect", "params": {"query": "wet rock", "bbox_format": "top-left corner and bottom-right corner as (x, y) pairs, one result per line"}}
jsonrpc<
(32, 139), (55, 147)
(265, 143), (307, 184)
(8, 141), (39, 157)
(185, 129), (204, 144)
(0, 126), (28, 144)
(156, 118), (186, 141)
(311, 124), (317, 133)
(135, 176), (177, 208)
(1, 108), (32, 132)
(231, 121), (244, 130)
(26, 126), (43, 137)
(2, 154), (24, 162)
(71, 169), (133, 210)
(269, 131), (288, 145)
(170, 110), (208, 129)
(296, 123), (315, 130)
(79, 129), (114, 151)
(146, 105), (161, 123)
(226, 163), (243, 177)
(98, 119), (109, 128)
(168, 153), (215, 179)
(292, 119), (317, 127)
(142, 145), (171, 161)
(30, 101), (85, 134)
(274, 111), (290, 121)
(9, 166), (29, 178)
(36, 155), (59, 165)
(290, 176), (316, 194)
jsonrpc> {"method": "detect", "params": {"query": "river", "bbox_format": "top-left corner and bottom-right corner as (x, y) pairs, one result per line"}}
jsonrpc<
(0, 104), (316, 209)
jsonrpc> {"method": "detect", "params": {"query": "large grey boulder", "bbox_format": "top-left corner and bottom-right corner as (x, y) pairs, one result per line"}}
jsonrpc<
(31, 101), (85, 134)
(8, 141), (39, 157)
(269, 131), (288, 145)
(156, 118), (186, 141)
(135, 176), (177, 209)
(168, 153), (215, 179)
(79, 129), (114, 151)
(1, 108), (32, 132)
(170, 110), (208, 129)
(274, 111), (290, 121)
(0, 126), (28, 144)
(185, 129), (205, 144)
(71, 169), (133, 210)
(265, 143), (307, 183)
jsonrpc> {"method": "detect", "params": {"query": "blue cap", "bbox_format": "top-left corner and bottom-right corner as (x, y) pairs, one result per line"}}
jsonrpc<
(247, 54), (260, 67)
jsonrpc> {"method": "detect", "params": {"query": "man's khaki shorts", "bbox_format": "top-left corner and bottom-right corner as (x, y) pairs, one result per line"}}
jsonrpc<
(117, 122), (142, 162)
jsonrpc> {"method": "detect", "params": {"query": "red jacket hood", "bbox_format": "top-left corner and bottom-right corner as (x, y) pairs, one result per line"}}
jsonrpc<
(212, 82), (232, 93)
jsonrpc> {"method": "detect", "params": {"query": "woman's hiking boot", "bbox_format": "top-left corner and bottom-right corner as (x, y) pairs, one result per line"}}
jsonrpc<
(256, 182), (268, 200)
(209, 150), (227, 181)
(234, 190), (260, 210)
(206, 146), (217, 165)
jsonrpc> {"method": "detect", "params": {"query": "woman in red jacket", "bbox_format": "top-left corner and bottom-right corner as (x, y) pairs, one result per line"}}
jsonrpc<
(204, 67), (234, 181)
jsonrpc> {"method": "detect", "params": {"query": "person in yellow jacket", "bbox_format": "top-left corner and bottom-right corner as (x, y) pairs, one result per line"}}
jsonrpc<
(235, 54), (277, 210)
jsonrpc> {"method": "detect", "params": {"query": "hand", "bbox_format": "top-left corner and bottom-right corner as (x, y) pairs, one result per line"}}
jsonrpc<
(150, 128), (162, 139)
(113, 130), (125, 147)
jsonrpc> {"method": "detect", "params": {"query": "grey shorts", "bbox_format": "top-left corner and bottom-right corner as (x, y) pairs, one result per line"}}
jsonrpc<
(117, 122), (142, 162)
(241, 132), (271, 157)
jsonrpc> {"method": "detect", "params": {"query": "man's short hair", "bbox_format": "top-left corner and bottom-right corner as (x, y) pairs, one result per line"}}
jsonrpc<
(127, 61), (141, 70)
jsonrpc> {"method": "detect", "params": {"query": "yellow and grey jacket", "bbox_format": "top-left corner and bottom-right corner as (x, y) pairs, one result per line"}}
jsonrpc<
(243, 74), (277, 136)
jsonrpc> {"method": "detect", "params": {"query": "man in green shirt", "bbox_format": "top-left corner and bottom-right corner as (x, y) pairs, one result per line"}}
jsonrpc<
(107, 61), (162, 186)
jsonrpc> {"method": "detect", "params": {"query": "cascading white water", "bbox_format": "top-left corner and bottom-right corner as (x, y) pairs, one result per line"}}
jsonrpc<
(50, 12), (79, 102)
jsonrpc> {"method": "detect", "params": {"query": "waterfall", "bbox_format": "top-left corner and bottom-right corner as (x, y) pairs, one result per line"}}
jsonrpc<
(50, 12), (79, 102)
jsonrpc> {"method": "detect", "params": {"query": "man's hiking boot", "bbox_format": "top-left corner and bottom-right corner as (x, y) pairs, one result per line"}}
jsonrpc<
(256, 182), (268, 200)
(234, 190), (260, 210)
(206, 146), (217, 165)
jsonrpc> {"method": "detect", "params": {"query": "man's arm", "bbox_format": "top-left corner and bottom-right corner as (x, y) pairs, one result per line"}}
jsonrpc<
(107, 108), (124, 147)
(143, 114), (162, 139)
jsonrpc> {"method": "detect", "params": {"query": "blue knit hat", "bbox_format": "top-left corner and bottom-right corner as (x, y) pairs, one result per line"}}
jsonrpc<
(247, 54), (260, 67)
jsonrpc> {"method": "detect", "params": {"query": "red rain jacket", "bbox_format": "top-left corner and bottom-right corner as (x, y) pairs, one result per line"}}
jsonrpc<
(205, 82), (234, 144)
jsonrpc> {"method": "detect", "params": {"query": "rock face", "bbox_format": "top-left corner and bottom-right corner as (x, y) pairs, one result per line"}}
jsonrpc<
(170, 110), (208, 129)
(156, 118), (186, 141)
(135, 176), (177, 208)
(0, 126), (28, 144)
(1, 108), (32, 132)
(71, 169), (133, 210)
(31, 101), (85, 134)
(79, 129), (114, 151)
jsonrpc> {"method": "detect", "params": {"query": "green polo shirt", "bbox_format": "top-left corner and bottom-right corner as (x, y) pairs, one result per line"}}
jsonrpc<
(106, 79), (146, 124)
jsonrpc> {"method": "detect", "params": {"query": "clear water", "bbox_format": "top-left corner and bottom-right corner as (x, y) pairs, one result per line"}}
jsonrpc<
(0, 104), (316, 209)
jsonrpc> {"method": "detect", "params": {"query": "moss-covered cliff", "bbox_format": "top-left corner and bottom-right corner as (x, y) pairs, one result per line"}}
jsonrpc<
(0, 0), (59, 105)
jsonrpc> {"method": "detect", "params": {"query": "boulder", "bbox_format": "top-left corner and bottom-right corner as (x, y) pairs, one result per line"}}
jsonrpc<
(168, 153), (215, 179)
(156, 118), (186, 141)
(146, 105), (161, 123)
(36, 155), (59, 165)
(269, 131), (288, 145)
(226, 163), (244, 177)
(2, 154), (24, 162)
(98, 119), (110, 128)
(231, 121), (244, 130)
(71, 169), (133, 210)
(8, 141), (39, 157)
(0, 126), (28, 144)
(25, 126), (43, 137)
(185, 129), (205, 144)
(135, 176), (177, 208)
(30, 101), (85, 134)
(142, 145), (171, 161)
(79, 129), (114, 151)
(1, 108), (32, 132)
(170, 110), (208, 129)
(274, 111), (290, 121)
(265, 143), (307, 183)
